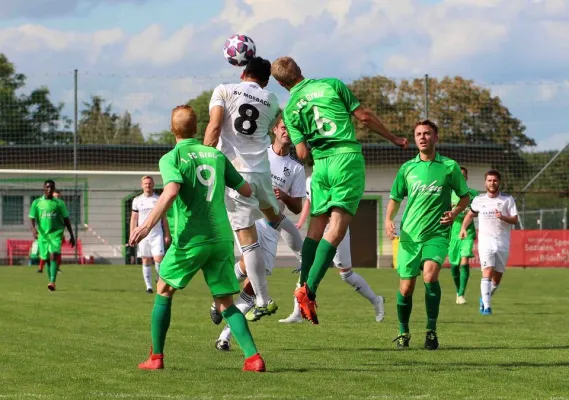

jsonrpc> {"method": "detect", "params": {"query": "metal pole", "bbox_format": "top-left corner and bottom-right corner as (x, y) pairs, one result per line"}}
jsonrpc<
(73, 69), (79, 263)
(517, 142), (569, 198)
(564, 208), (567, 230)
(539, 209), (543, 230)
(424, 74), (429, 119)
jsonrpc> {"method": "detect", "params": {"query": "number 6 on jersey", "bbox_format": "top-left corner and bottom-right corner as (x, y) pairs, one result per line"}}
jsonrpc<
(313, 106), (337, 136)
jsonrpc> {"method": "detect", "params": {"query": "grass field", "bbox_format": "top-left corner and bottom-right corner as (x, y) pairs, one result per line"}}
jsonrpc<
(1, 265), (569, 400)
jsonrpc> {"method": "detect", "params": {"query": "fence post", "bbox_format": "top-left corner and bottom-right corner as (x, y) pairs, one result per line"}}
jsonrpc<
(73, 69), (79, 264)
(424, 74), (429, 119)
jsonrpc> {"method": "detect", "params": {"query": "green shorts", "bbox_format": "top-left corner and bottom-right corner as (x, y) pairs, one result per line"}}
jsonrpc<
(397, 237), (449, 279)
(311, 152), (365, 216)
(448, 237), (474, 266)
(38, 233), (63, 259)
(159, 240), (240, 297)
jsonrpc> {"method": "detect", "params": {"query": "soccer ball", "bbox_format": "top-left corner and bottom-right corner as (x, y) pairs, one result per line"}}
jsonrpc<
(223, 34), (256, 66)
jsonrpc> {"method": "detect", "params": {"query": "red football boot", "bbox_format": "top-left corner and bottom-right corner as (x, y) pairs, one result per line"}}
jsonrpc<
(294, 284), (319, 324)
(138, 348), (164, 370)
(243, 353), (266, 372)
(47, 283), (56, 291)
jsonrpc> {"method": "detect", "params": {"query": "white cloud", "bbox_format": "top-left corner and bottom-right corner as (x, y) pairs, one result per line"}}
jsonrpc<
(0, 0), (149, 19)
(533, 133), (569, 152)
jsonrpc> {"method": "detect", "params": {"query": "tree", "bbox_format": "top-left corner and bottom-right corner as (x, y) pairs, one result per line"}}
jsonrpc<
(348, 76), (535, 150)
(147, 129), (175, 145)
(78, 96), (144, 145)
(0, 53), (71, 145)
(187, 90), (213, 141)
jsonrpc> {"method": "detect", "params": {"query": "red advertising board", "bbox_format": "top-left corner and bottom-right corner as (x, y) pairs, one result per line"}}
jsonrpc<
(445, 230), (569, 268)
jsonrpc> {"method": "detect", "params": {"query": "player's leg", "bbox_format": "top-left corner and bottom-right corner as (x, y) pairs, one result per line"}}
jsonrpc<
(334, 228), (384, 322)
(479, 249), (496, 314)
(138, 246), (199, 370)
(457, 239), (474, 302)
(47, 234), (63, 291)
(488, 250), (507, 309)
(279, 277), (303, 323)
(151, 235), (165, 277)
(204, 241), (265, 372)
(139, 239), (154, 293)
(394, 241), (421, 348)
(279, 223), (303, 261)
(421, 237), (448, 350)
(448, 238), (461, 300)
(38, 237), (49, 273)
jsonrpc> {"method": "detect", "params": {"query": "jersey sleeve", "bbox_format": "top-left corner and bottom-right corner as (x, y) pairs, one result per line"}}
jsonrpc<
(470, 197), (480, 213)
(506, 196), (518, 217)
(28, 199), (38, 219)
(131, 197), (139, 212)
(305, 177), (312, 202)
(389, 166), (408, 202)
(283, 106), (305, 146)
(289, 166), (307, 198)
(159, 152), (183, 185)
(209, 84), (227, 110)
(58, 200), (70, 219)
(450, 162), (469, 198)
(324, 78), (361, 113)
(224, 156), (246, 190)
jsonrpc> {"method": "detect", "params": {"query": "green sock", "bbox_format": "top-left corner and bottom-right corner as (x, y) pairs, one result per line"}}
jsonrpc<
(450, 265), (460, 294)
(300, 238), (319, 286)
(458, 264), (470, 297)
(424, 281), (441, 331)
(49, 260), (58, 283)
(222, 305), (257, 358)
(306, 239), (337, 296)
(151, 294), (172, 355)
(396, 291), (412, 334)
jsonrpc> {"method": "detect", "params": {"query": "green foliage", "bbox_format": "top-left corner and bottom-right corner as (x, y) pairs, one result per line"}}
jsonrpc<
(0, 53), (71, 145)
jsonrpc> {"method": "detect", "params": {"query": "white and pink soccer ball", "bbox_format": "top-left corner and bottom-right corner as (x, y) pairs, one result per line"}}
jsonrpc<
(223, 34), (256, 67)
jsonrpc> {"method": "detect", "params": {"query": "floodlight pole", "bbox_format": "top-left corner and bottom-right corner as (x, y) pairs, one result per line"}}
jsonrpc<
(74, 69), (79, 263)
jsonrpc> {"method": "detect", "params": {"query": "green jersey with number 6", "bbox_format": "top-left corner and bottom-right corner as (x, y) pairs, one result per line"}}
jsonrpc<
(159, 138), (246, 249)
(283, 78), (362, 159)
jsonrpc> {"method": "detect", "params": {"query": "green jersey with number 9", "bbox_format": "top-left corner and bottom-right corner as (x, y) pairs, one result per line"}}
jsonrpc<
(283, 78), (362, 160)
(159, 138), (246, 249)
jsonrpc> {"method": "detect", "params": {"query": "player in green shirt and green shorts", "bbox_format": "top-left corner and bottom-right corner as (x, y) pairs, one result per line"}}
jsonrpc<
(130, 105), (266, 372)
(271, 57), (407, 324)
(449, 167), (479, 305)
(385, 119), (470, 350)
(29, 180), (76, 291)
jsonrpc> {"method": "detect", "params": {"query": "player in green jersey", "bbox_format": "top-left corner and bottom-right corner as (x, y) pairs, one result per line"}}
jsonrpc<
(449, 167), (479, 305)
(29, 180), (75, 291)
(385, 119), (470, 350)
(130, 105), (265, 372)
(271, 57), (407, 324)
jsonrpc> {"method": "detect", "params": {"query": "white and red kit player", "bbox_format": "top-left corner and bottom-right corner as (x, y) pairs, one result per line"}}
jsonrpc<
(204, 57), (292, 322)
(278, 174), (386, 324)
(461, 169), (518, 315)
(213, 117), (306, 351)
(130, 176), (171, 293)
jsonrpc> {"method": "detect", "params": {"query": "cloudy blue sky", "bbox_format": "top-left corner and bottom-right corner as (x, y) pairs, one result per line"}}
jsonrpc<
(1, 0), (568, 151)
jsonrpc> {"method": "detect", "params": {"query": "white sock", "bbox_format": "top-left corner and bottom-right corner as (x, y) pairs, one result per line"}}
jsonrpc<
(219, 291), (255, 342)
(481, 277), (492, 309)
(142, 264), (152, 289)
(279, 217), (303, 261)
(491, 282), (499, 296)
(340, 269), (378, 304)
(242, 243), (269, 307)
(154, 262), (160, 275)
(234, 262), (247, 282)
(290, 281), (302, 317)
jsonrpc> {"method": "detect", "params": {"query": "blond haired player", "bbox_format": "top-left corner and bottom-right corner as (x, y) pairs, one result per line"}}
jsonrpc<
(204, 57), (289, 322)
(130, 176), (171, 293)
(460, 169), (518, 315)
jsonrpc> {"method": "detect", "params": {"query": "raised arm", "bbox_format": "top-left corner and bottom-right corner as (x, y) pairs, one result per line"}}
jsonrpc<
(204, 106), (224, 147)
(353, 106), (407, 148)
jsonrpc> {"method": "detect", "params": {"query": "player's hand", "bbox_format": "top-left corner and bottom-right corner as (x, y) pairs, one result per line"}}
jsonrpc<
(274, 188), (289, 201)
(459, 229), (467, 239)
(440, 211), (456, 225)
(394, 137), (408, 149)
(164, 234), (172, 247)
(495, 209), (503, 220)
(129, 225), (150, 246)
(32, 229), (38, 239)
(385, 219), (397, 240)
(69, 237), (76, 248)
(295, 222), (304, 229)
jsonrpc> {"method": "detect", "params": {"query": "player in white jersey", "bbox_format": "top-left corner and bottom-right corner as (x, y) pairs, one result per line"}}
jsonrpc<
(212, 116), (307, 351)
(204, 57), (291, 322)
(278, 174), (386, 323)
(130, 176), (171, 293)
(460, 169), (518, 315)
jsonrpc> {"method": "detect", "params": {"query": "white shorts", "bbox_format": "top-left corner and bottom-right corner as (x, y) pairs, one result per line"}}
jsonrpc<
(234, 219), (278, 275)
(478, 246), (509, 273)
(225, 172), (280, 231)
(332, 227), (352, 269)
(137, 235), (165, 258)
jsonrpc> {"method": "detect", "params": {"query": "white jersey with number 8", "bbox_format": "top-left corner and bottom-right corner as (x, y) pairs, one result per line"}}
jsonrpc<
(209, 82), (279, 173)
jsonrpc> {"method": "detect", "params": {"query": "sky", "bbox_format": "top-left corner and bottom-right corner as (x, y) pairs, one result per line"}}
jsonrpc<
(1, 0), (569, 151)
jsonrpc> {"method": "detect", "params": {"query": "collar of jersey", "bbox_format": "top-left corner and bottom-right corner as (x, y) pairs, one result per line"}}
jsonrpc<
(413, 152), (442, 163)
(176, 138), (199, 146)
(290, 78), (311, 95)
